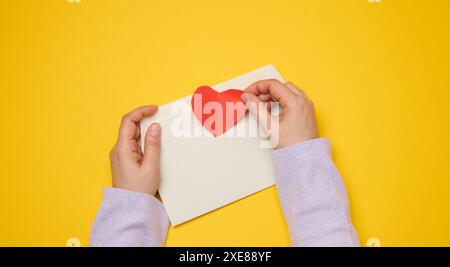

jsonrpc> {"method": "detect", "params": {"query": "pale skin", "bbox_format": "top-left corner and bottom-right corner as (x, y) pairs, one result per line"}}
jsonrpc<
(110, 105), (161, 195)
(110, 80), (317, 195)
(241, 79), (318, 149)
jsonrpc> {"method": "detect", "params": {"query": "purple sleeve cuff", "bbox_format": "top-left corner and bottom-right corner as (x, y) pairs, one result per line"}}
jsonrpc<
(272, 138), (360, 247)
(90, 188), (170, 247)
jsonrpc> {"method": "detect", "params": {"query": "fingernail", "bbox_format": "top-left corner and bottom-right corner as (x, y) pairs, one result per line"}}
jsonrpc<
(150, 124), (160, 137)
(241, 93), (253, 104)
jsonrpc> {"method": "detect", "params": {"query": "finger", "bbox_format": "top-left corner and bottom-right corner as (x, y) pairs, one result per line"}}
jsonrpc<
(241, 93), (271, 134)
(244, 79), (296, 108)
(142, 123), (161, 177)
(285, 82), (303, 96)
(134, 123), (141, 140)
(118, 105), (158, 142)
(257, 94), (272, 102)
(285, 82), (309, 100)
(134, 141), (143, 157)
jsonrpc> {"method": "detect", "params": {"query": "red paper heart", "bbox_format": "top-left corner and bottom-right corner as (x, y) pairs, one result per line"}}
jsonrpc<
(191, 86), (247, 137)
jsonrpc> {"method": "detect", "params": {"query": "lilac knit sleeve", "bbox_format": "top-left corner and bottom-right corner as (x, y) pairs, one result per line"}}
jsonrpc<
(272, 138), (360, 247)
(90, 188), (169, 247)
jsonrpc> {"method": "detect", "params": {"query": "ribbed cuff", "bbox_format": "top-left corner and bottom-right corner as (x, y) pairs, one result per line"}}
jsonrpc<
(273, 138), (331, 163)
(102, 188), (169, 231)
(272, 138), (332, 184)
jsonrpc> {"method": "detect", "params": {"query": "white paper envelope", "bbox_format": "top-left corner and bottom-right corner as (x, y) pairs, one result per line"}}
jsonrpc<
(140, 65), (285, 226)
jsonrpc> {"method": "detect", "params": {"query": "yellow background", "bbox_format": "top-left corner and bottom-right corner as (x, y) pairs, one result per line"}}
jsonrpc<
(1, 0), (449, 246)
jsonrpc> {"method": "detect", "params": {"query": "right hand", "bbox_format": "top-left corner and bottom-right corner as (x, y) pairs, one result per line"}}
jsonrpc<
(241, 79), (318, 149)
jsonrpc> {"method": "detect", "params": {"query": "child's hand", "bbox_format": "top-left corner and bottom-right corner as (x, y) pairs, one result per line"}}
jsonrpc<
(109, 105), (161, 196)
(241, 79), (318, 149)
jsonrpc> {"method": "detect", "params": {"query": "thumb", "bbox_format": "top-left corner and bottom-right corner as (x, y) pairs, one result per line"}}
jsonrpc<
(241, 93), (271, 135)
(142, 123), (161, 175)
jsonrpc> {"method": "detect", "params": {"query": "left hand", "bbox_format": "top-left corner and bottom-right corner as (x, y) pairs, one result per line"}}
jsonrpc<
(109, 105), (162, 196)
